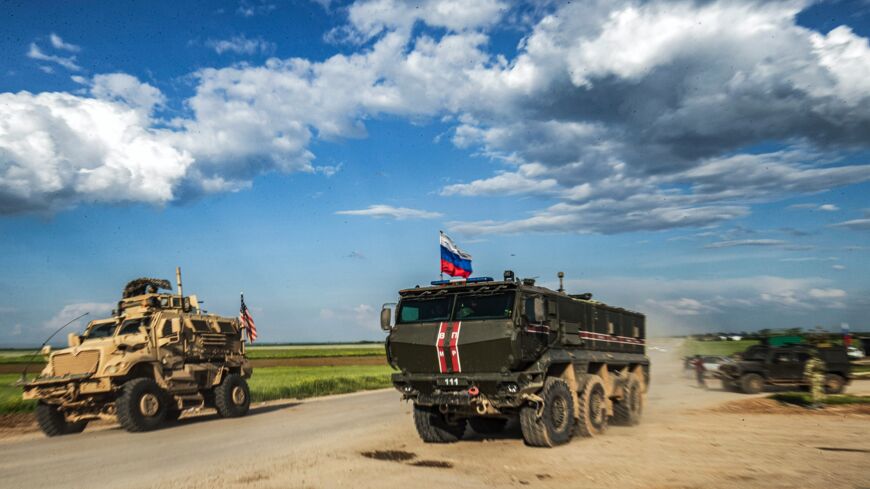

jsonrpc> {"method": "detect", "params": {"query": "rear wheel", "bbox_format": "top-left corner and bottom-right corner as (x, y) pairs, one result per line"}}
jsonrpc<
(214, 374), (251, 418)
(824, 374), (845, 394)
(35, 402), (87, 437)
(576, 376), (608, 437)
(116, 378), (168, 432)
(612, 375), (643, 426)
(520, 377), (575, 447)
(468, 416), (508, 435)
(413, 404), (466, 443)
(739, 373), (764, 394)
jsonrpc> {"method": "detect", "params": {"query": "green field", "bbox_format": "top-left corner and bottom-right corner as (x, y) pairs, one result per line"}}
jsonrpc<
(245, 346), (384, 360)
(770, 392), (870, 406)
(681, 339), (760, 357)
(0, 365), (393, 414)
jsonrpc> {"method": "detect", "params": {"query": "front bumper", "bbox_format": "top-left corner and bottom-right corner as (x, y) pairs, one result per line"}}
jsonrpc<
(391, 371), (543, 408)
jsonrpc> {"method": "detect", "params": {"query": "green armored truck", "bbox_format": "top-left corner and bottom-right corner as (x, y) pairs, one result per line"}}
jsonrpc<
(22, 268), (252, 436)
(381, 271), (649, 447)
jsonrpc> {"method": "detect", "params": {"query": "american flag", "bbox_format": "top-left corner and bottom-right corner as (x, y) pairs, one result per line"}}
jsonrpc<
(240, 294), (257, 343)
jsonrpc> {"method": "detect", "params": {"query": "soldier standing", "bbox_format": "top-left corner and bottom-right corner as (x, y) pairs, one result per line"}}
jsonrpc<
(804, 353), (825, 408)
(691, 355), (707, 389)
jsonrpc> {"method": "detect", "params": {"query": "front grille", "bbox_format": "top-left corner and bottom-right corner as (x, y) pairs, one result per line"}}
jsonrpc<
(198, 334), (227, 347)
(52, 350), (100, 376)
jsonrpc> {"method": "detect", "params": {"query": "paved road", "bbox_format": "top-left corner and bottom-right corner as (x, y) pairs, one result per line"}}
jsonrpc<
(0, 389), (401, 489)
(4, 342), (867, 489)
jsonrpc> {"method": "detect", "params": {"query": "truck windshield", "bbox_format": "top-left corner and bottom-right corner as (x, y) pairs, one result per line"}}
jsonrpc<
(397, 296), (453, 323)
(84, 321), (117, 340)
(454, 293), (515, 321)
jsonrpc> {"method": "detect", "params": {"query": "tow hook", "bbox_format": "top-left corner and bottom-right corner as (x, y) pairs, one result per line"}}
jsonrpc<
(468, 386), (479, 396)
(521, 393), (545, 418)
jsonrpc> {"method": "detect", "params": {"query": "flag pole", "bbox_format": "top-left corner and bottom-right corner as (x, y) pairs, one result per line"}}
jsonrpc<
(439, 230), (443, 280)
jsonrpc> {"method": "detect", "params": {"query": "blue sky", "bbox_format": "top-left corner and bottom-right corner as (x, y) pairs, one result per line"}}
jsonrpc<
(1, 0), (870, 346)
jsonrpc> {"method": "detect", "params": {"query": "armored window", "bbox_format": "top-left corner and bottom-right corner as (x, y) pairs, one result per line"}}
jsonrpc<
(85, 321), (117, 339)
(160, 320), (174, 337)
(217, 321), (236, 334)
(633, 325), (640, 337)
(454, 293), (515, 321)
(118, 319), (145, 336)
(397, 296), (453, 324)
(189, 319), (211, 332)
(608, 321), (615, 335)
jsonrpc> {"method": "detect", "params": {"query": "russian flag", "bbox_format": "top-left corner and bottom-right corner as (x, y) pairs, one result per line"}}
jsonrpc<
(440, 232), (472, 278)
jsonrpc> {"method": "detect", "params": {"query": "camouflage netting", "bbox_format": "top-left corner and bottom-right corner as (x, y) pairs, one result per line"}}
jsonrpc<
(123, 278), (172, 298)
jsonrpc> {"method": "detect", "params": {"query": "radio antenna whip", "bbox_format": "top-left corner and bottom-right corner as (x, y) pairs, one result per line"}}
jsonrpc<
(19, 312), (89, 383)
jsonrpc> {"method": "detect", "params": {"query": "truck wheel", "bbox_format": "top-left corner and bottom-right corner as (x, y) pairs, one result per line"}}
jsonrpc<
(413, 404), (466, 443)
(739, 373), (764, 394)
(576, 376), (607, 438)
(612, 375), (643, 426)
(468, 417), (508, 435)
(519, 377), (575, 447)
(824, 374), (845, 394)
(35, 402), (87, 437)
(116, 378), (168, 432)
(214, 374), (251, 418)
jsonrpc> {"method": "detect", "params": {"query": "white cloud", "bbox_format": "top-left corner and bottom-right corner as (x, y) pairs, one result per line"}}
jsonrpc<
(832, 264), (846, 270)
(27, 43), (81, 71)
(43, 302), (113, 331)
(705, 239), (787, 249)
(831, 218), (870, 230)
(819, 204), (840, 212)
(0, 83), (192, 214)
(319, 304), (378, 331)
(336, 204), (442, 220)
(205, 35), (275, 55)
(807, 288), (847, 299)
(49, 33), (81, 53)
(4, 0), (870, 228)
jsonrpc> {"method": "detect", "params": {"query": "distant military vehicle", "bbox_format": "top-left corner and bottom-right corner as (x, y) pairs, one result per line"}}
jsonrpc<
(381, 271), (649, 447)
(23, 268), (252, 436)
(714, 343), (851, 394)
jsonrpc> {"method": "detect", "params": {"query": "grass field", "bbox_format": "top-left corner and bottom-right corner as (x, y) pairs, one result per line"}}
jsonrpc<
(770, 392), (870, 406)
(681, 339), (759, 357)
(0, 365), (393, 414)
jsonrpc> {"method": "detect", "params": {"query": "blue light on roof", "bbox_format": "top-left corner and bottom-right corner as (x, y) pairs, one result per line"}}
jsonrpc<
(430, 277), (494, 286)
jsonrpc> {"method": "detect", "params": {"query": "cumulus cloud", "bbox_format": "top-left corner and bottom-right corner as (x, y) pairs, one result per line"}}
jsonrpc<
(0, 81), (192, 214)
(205, 35), (275, 55)
(336, 204), (442, 220)
(3, 0), (870, 226)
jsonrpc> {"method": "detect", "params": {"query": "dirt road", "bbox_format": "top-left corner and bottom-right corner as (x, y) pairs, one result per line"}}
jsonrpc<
(1, 341), (868, 489)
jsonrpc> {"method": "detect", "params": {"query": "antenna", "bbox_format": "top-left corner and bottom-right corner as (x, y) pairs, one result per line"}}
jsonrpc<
(557, 271), (565, 293)
(176, 266), (183, 299)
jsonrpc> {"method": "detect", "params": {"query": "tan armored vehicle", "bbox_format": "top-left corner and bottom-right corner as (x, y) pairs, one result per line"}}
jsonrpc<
(22, 268), (253, 436)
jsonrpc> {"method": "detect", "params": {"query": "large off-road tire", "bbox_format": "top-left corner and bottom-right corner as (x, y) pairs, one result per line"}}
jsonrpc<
(823, 374), (846, 394)
(468, 416), (508, 435)
(116, 378), (168, 432)
(739, 373), (764, 394)
(520, 377), (575, 447)
(35, 402), (87, 437)
(413, 404), (466, 443)
(612, 375), (643, 426)
(576, 376), (608, 438)
(214, 374), (251, 418)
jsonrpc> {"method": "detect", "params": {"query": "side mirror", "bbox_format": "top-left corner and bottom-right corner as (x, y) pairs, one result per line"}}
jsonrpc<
(380, 303), (395, 331)
(40, 345), (52, 356)
(68, 333), (81, 348)
(533, 297), (545, 323)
